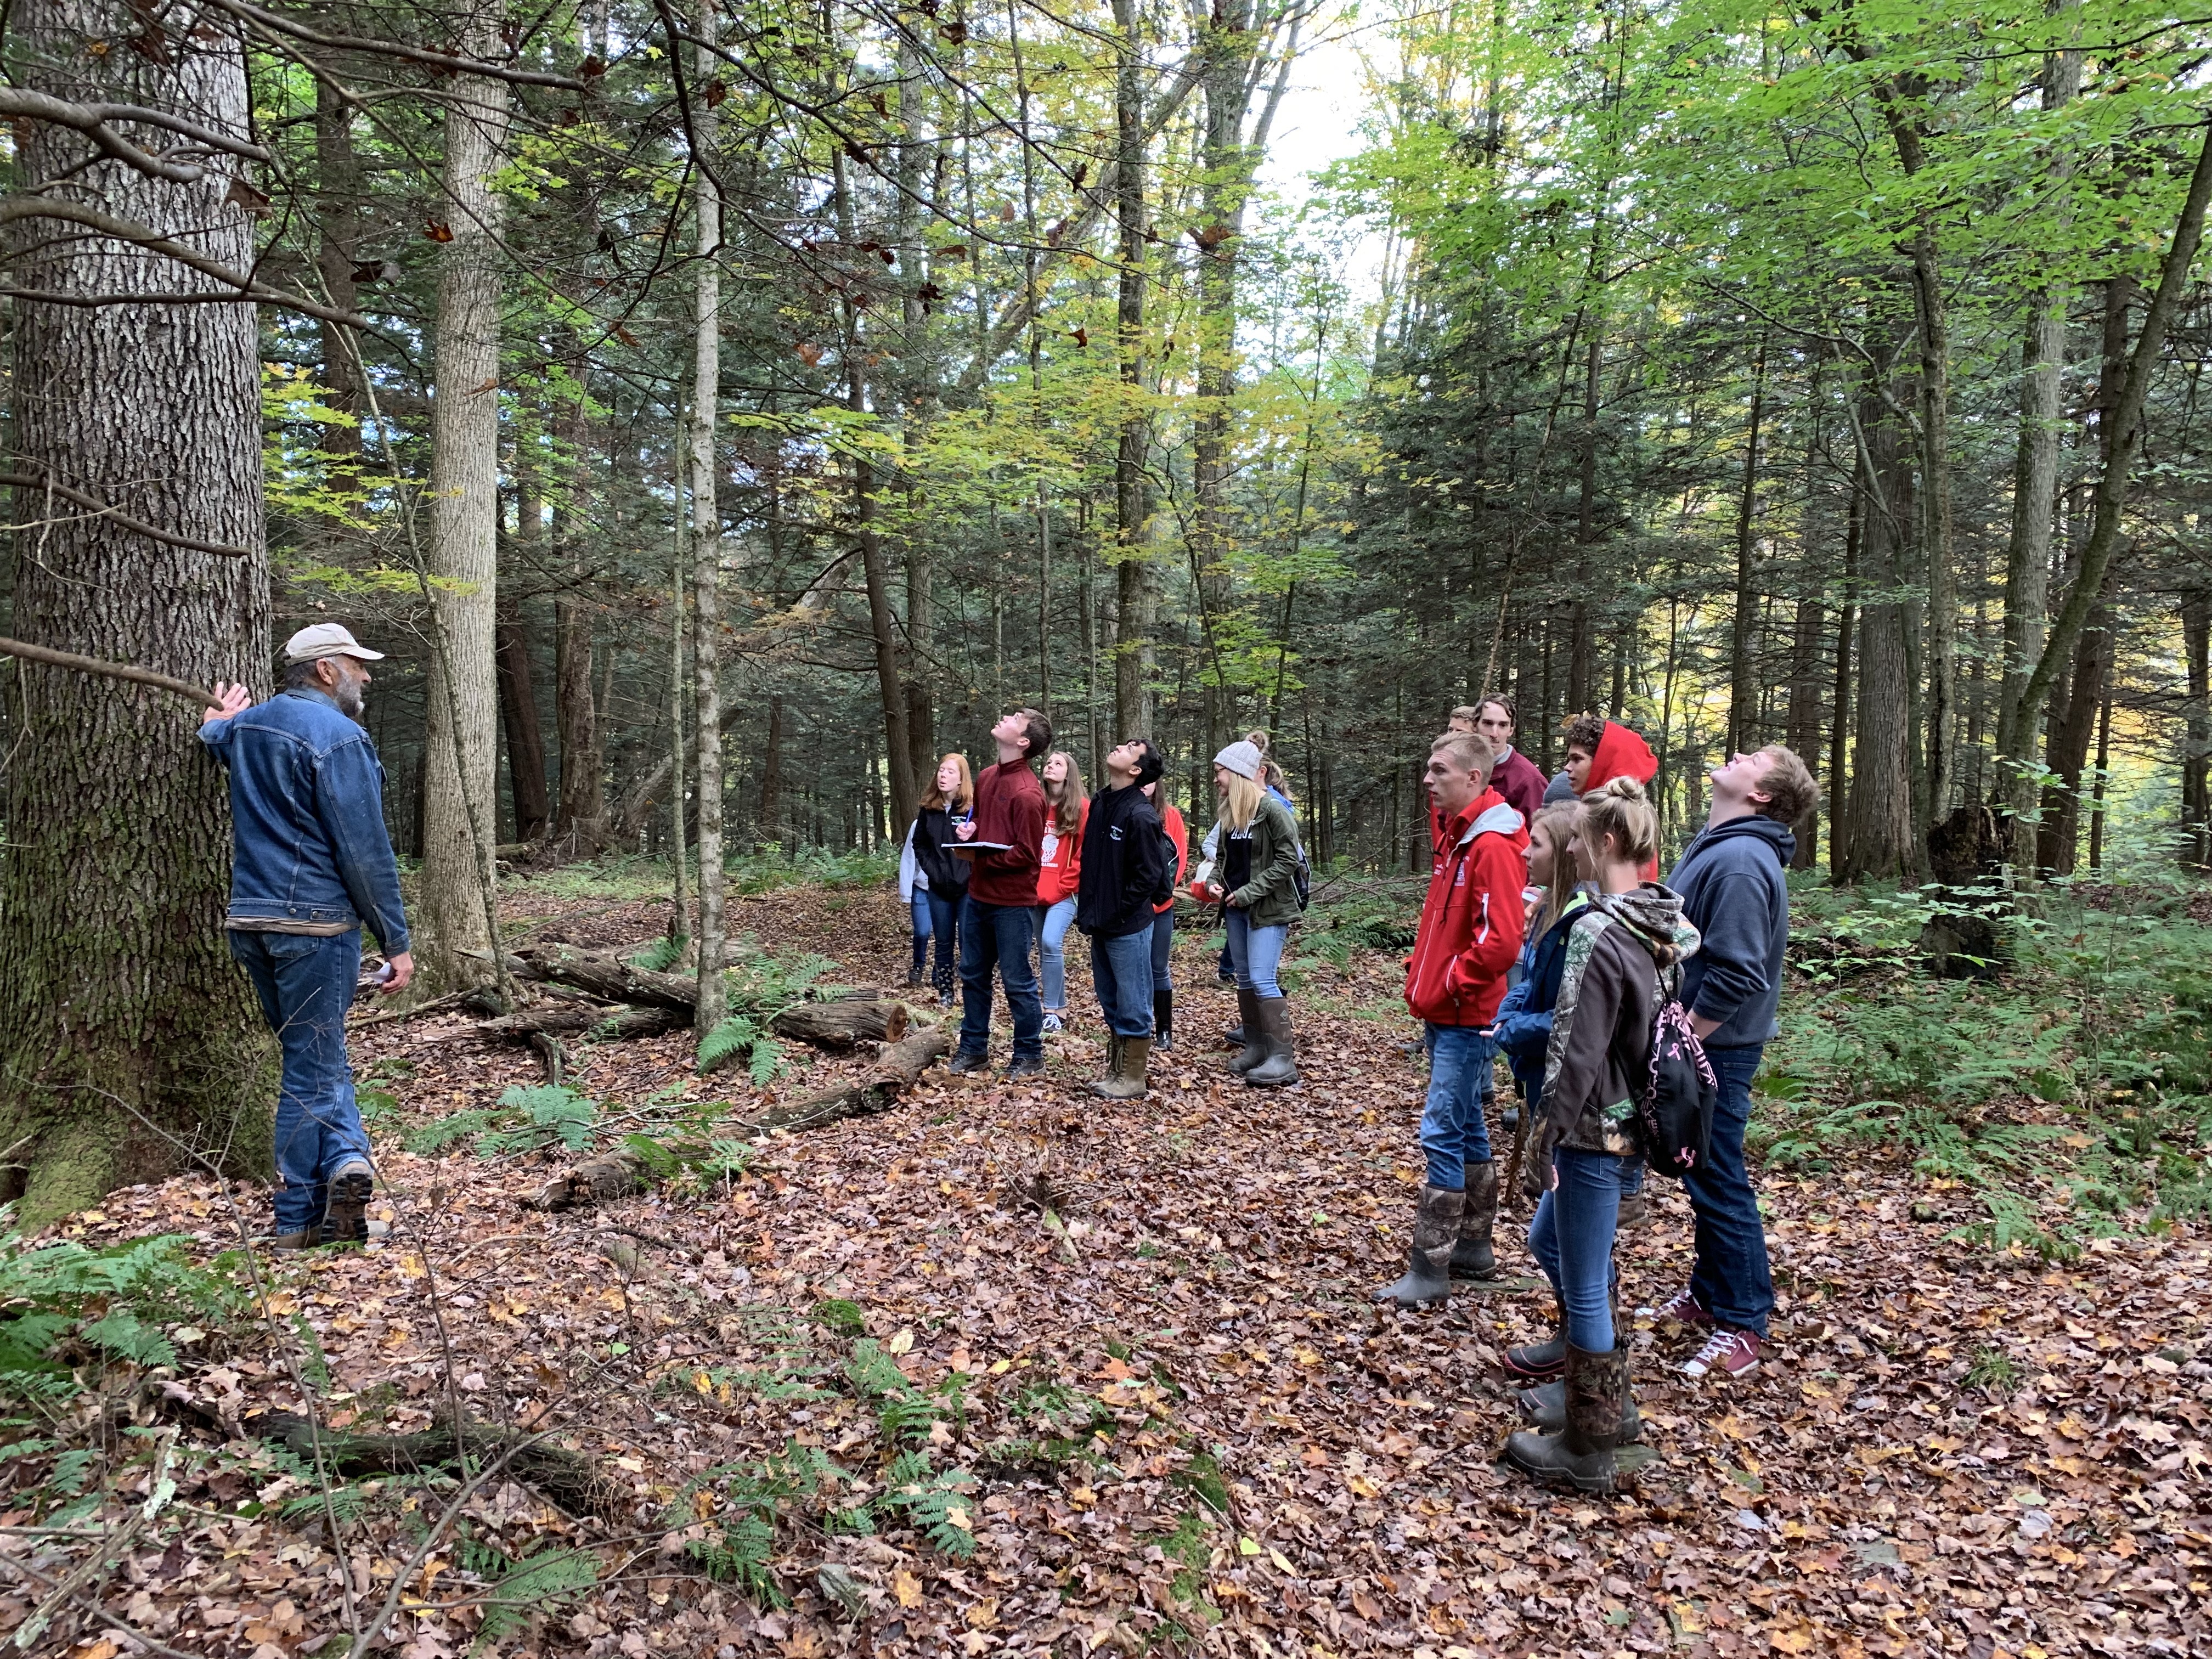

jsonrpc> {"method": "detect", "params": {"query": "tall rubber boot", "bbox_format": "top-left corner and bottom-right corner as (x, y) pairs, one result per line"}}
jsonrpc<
(1447, 1161), (1502, 1279)
(1154, 986), (1174, 1052)
(1240, 997), (1300, 1088)
(1372, 1184), (1464, 1308)
(1502, 1300), (1567, 1381)
(1090, 1035), (1153, 1100)
(1226, 986), (1266, 1075)
(1500, 1342), (1635, 1493)
(1514, 1374), (1644, 1441)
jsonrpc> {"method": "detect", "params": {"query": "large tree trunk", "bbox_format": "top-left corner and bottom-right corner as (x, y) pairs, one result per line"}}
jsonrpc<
(0, 2), (273, 1222)
(1726, 333), (1768, 757)
(1837, 354), (1917, 881)
(313, 72), (363, 488)
(690, 0), (727, 1032)
(420, 7), (511, 985)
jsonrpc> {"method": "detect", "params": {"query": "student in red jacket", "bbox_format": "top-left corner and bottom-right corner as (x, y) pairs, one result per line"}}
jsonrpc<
(950, 709), (1052, 1079)
(1377, 731), (1530, 1309)
(1031, 752), (1087, 1032)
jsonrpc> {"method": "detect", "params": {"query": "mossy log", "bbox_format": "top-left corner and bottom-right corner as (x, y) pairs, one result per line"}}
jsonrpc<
(508, 947), (695, 1009)
(254, 1410), (623, 1517)
(767, 999), (908, 1049)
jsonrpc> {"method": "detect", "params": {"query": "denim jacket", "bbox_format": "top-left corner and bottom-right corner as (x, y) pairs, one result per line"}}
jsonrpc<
(198, 688), (411, 953)
(1490, 891), (1589, 1104)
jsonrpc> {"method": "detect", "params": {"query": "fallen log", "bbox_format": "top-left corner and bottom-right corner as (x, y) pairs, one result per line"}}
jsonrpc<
(768, 999), (908, 1050)
(475, 1003), (688, 1043)
(520, 1025), (954, 1214)
(509, 946), (695, 1009)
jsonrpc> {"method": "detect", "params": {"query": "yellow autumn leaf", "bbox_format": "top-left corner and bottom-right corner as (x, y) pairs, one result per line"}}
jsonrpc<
(888, 1328), (915, 1355)
(1238, 1535), (1261, 1556)
(893, 1568), (923, 1608)
(1268, 1548), (1294, 1573)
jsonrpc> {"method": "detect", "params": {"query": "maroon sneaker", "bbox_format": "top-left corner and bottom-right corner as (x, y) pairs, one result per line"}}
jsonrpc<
(1683, 1327), (1764, 1379)
(1638, 1285), (1714, 1329)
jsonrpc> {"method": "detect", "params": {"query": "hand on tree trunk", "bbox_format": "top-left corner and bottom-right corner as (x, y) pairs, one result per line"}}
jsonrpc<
(204, 682), (251, 723)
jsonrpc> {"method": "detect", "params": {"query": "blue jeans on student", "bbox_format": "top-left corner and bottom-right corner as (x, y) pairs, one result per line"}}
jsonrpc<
(960, 898), (1044, 1062)
(909, 888), (933, 972)
(1686, 1042), (1774, 1336)
(1149, 907), (1175, 992)
(1089, 930), (1155, 1038)
(1419, 1023), (1496, 1189)
(229, 928), (373, 1234)
(1223, 909), (1288, 998)
(923, 889), (961, 996)
(1031, 896), (1077, 1010)
(1528, 1147), (1640, 1351)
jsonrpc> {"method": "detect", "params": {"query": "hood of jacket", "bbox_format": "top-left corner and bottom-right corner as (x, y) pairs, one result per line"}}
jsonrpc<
(1681, 813), (1796, 868)
(1587, 721), (1658, 792)
(1587, 882), (1700, 969)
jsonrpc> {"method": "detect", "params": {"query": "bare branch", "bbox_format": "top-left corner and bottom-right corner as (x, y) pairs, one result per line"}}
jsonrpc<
(197, 0), (589, 91)
(0, 636), (224, 708)
(0, 198), (370, 329)
(0, 472), (252, 557)
(0, 87), (272, 184)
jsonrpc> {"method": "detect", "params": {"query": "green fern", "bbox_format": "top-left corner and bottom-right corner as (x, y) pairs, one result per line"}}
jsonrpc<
(470, 1546), (601, 1652)
(404, 1108), (500, 1155)
(629, 933), (689, 973)
(844, 1339), (967, 1447)
(689, 1510), (786, 1606)
(697, 1012), (762, 1074)
(477, 1085), (600, 1155)
(875, 1449), (978, 1558)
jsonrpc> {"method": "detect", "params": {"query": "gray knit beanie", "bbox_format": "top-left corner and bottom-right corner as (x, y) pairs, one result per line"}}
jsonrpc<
(1212, 740), (1263, 780)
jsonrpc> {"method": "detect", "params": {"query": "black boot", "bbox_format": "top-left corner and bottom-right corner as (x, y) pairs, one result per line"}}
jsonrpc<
(1514, 1374), (1644, 1441)
(1447, 1161), (1501, 1279)
(1500, 1342), (1636, 1493)
(1242, 997), (1300, 1088)
(1226, 986), (1265, 1074)
(1502, 1301), (1567, 1380)
(1154, 986), (1173, 1052)
(1373, 1186), (1464, 1308)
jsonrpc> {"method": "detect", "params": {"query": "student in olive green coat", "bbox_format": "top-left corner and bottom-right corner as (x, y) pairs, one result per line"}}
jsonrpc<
(1208, 740), (1306, 1087)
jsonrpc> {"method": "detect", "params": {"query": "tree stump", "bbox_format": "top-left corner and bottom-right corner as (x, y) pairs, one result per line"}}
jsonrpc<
(1920, 802), (2011, 979)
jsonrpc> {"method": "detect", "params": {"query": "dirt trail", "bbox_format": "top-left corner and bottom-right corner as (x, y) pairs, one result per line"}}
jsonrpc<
(26, 884), (2208, 1657)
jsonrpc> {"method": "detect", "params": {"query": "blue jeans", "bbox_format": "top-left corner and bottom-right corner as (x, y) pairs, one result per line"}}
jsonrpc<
(924, 889), (962, 996)
(1149, 907), (1175, 992)
(1223, 909), (1287, 998)
(1687, 1042), (1774, 1335)
(1528, 1147), (1640, 1351)
(960, 899), (1044, 1062)
(1419, 1024), (1495, 1189)
(1030, 896), (1076, 1010)
(229, 928), (373, 1233)
(909, 889), (933, 972)
(1089, 930), (1155, 1037)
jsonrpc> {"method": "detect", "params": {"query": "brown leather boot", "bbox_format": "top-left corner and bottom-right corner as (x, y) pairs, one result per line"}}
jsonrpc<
(1372, 1186), (1465, 1308)
(1448, 1161), (1502, 1279)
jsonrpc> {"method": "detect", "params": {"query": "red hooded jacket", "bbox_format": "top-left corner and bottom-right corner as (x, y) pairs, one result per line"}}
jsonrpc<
(1585, 721), (1661, 882)
(1404, 788), (1530, 1026)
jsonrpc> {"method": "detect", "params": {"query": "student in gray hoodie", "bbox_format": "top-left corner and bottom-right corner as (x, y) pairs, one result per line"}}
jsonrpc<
(1643, 745), (1819, 1381)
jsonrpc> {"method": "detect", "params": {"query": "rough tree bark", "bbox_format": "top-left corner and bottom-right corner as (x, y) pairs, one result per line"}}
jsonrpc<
(421, 2), (511, 985)
(1837, 353), (1918, 881)
(2184, 589), (2210, 869)
(1725, 332), (1768, 758)
(0, 1), (273, 1221)
(495, 616), (550, 842)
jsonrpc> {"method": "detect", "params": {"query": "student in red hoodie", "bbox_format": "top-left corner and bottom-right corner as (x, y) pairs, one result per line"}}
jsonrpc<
(1545, 715), (1662, 879)
(950, 709), (1052, 1079)
(1376, 731), (1530, 1309)
(1031, 752), (1087, 1033)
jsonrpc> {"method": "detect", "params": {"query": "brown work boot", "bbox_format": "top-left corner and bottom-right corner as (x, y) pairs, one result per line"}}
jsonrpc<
(1090, 1034), (1152, 1099)
(1241, 997), (1300, 1088)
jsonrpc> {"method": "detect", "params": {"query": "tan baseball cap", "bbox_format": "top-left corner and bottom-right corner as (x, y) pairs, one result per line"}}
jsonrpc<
(284, 623), (386, 664)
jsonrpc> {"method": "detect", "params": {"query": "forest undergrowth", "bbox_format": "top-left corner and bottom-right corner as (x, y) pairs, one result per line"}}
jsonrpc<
(0, 867), (2207, 1657)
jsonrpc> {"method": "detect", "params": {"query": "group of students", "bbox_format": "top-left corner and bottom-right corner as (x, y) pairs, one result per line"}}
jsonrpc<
(897, 709), (1310, 1101)
(1379, 695), (1816, 1496)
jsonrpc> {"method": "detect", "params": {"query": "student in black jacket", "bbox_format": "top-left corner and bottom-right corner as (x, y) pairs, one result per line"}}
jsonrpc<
(909, 754), (974, 1007)
(1078, 737), (1173, 1099)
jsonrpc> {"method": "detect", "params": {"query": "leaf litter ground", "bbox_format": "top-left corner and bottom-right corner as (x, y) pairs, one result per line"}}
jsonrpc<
(6, 878), (2208, 1658)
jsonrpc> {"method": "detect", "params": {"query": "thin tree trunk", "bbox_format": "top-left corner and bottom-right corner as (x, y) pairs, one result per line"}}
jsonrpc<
(552, 380), (601, 852)
(1569, 331), (1601, 714)
(1726, 332), (1769, 757)
(1111, 0), (1153, 738)
(690, 3), (726, 1031)
(495, 618), (550, 840)
(2183, 588), (2211, 868)
(760, 693), (786, 850)
(0, 0), (272, 1222)
(421, 3), (511, 984)
(1840, 353), (1917, 881)
(1827, 473), (1859, 879)
(313, 72), (362, 491)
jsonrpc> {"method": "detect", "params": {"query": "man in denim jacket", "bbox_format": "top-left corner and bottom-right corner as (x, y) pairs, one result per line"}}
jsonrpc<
(200, 624), (413, 1249)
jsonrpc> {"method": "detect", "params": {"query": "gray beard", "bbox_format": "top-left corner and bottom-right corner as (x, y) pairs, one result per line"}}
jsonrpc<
(332, 677), (366, 721)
